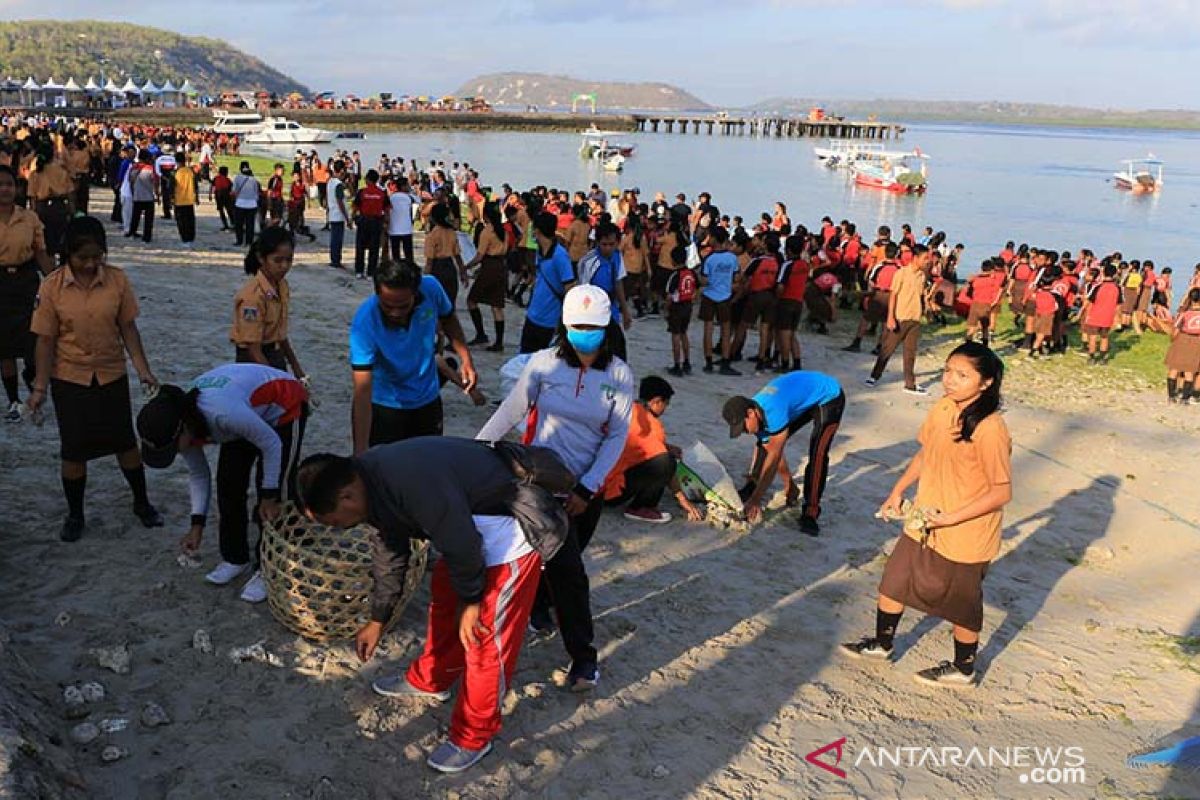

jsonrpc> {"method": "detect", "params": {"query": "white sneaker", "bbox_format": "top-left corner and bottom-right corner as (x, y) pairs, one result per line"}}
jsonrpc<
(4, 401), (21, 423)
(863, 377), (878, 387)
(205, 561), (251, 586)
(238, 571), (267, 603)
(903, 384), (930, 396)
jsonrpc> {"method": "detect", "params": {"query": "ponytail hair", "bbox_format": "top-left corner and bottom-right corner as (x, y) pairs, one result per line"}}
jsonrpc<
(244, 226), (295, 275)
(949, 341), (1003, 443)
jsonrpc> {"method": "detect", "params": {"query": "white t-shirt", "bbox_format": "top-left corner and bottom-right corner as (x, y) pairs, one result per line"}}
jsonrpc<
(387, 191), (417, 236)
(326, 176), (347, 223)
(473, 515), (533, 567)
(232, 173), (261, 209)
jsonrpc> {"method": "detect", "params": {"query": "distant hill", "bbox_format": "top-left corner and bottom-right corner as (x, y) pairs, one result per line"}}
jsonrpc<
(0, 20), (308, 95)
(455, 72), (711, 112)
(745, 97), (1200, 129)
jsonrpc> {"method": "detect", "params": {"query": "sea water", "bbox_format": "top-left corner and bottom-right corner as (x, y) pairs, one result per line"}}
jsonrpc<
(250, 122), (1200, 295)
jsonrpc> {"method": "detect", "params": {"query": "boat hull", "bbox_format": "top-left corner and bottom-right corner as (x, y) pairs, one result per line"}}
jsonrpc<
(853, 172), (926, 194)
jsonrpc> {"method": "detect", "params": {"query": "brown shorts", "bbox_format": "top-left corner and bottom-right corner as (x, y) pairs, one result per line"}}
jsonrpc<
(774, 298), (803, 331)
(864, 291), (889, 324)
(1121, 287), (1140, 315)
(666, 301), (693, 334)
(742, 290), (777, 327)
(966, 302), (992, 326)
(698, 295), (730, 323)
(1165, 332), (1200, 373)
(467, 255), (507, 308)
(879, 534), (989, 633)
(1082, 324), (1110, 337)
(1033, 313), (1054, 336)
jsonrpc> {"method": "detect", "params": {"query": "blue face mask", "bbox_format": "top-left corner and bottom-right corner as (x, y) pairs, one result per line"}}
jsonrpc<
(566, 328), (606, 355)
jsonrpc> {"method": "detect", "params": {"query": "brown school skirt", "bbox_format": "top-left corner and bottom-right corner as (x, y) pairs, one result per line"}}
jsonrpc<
(1033, 313), (1054, 336)
(966, 302), (992, 327)
(1008, 280), (1028, 315)
(1165, 332), (1200, 373)
(429, 257), (458, 307)
(468, 254), (507, 308)
(0, 263), (39, 359)
(1120, 287), (1140, 315)
(879, 534), (989, 633)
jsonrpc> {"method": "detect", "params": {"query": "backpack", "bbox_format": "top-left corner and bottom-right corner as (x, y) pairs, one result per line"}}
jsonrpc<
(675, 268), (697, 303)
(485, 440), (576, 562)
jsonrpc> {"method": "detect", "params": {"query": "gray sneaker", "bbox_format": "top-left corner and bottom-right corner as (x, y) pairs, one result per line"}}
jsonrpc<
(913, 660), (975, 688)
(427, 739), (493, 774)
(839, 636), (893, 661)
(371, 674), (451, 701)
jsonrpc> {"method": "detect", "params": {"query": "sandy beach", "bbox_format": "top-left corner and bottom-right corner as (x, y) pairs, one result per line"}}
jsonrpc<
(3, 201), (1200, 799)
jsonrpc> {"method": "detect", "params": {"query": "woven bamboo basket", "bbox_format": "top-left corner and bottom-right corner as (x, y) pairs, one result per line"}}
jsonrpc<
(260, 504), (429, 642)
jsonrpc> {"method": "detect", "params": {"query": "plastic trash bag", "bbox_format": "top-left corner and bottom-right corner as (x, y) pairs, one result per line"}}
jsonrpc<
(457, 231), (477, 264)
(676, 441), (741, 511)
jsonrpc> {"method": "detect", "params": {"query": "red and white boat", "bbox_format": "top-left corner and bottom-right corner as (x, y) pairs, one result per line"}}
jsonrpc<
(850, 151), (929, 194)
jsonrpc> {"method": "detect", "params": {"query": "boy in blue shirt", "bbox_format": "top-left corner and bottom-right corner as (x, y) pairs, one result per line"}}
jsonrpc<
(698, 227), (740, 375)
(519, 211), (577, 354)
(722, 371), (845, 535)
(349, 260), (475, 452)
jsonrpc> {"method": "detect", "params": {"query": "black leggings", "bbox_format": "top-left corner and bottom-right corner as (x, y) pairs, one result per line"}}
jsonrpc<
(534, 494), (603, 670)
(608, 452), (675, 509)
(216, 410), (306, 566)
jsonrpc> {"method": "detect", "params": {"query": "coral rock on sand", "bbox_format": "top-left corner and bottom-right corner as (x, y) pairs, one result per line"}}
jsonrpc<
(192, 629), (213, 654)
(62, 685), (85, 708)
(99, 746), (127, 764)
(79, 681), (105, 704)
(89, 644), (131, 675)
(140, 702), (171, 729)
(69, 722), (100, 745)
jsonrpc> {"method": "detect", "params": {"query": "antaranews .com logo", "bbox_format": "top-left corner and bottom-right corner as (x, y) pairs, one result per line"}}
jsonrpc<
(804, 736), (1087, 787)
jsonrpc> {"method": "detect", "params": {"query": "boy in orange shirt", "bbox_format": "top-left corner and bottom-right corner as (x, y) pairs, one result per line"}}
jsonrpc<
(603, 376), (702, 524)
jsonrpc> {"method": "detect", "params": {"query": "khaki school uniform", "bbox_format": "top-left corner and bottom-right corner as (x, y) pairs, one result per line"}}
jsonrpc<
(231, 272), (291, 371)
(562, 220), (591, 264)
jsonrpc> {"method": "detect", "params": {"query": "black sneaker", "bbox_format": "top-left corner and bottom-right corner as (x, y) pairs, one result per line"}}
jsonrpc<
(842, 342), (861, 353)
(60, 516), (85, 542)
(485, 342), (505, 353)
(839, 636), (893, 661)
(913, 660), (975, 688)
(667, 365), (684, 377)
(468, 334), (490, 346)
(798, 515), (819, 536)
(133, 502), (165, 528)
(682, 362), (693, 375)
(870, 344), (881, 356)
(718, 363), (741, 376)
(703, 362), (715, 374)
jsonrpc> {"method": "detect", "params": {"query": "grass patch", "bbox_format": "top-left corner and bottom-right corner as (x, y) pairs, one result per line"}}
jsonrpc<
(214, 153), (285, 179)
(922, 306), (1168, 387)
(1142, 629), (1200, 674)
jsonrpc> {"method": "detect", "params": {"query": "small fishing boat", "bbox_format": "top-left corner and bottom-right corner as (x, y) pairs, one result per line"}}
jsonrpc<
(816, 140), (926, 169)
(580, 127), (636, 158)
(850, 153), (928, 194)
(1113, 157), (1163, 193)
(245, 117), (337, 145)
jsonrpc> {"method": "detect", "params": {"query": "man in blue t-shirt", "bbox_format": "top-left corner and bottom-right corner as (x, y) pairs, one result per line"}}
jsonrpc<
(722, 370), (846, 535)
(577, 221), (633, 361)
(519, 211), (578, 354)
(698, 227), (740, 375)
(350, 260), (475, 451)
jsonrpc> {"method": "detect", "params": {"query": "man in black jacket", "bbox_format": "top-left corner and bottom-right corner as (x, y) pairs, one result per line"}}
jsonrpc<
(295, 437), (554, 775)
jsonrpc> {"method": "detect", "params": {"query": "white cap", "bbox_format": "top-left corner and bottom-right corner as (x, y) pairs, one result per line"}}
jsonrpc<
(562, 285), (611, 327)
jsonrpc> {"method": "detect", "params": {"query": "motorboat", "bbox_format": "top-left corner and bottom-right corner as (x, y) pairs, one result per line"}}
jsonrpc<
(602, 153), (625, 172)
(816, 140), (923, 169)
(211, 109), (265, 135)
(580, 127), (636, 158)
(1113, 157), (1163, 193)
(245, 117), (338, 145)
(851, 153), (928, 194)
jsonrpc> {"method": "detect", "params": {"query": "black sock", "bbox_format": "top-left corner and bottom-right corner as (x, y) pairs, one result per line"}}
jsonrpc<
(121, 466), (150, 507)
(1, 373), (17, 404)
(1022, 333), (1034, 350)
(953, 638), (978, 674)
(62, 475), (86, 520)
(469, 308), (485, 339)
(1180, 382), (1193, 402)
(493, 320), (505, 345)
(1169, 379), (1178, 401)
(875, 608), (902, 649)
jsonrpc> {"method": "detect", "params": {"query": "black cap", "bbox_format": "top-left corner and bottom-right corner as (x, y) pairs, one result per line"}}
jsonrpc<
(136, 385), (186, 469)
(722, 396), (755, 438)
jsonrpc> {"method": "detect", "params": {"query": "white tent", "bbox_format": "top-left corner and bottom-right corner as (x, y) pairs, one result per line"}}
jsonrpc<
(119, 78), (141, 94)
(41, 76), (64, 90)
(22, 77), (40, 106)
(178, 79), (198, 96)
(21, 77), (39, 90)
(64, 77), (82, 92)
(41, 77), (65, 107)
(141, 79), (161, 94)
(103, 78), (121, 93)
(159, 79), (179, 107)
(84, 76), (101, 93)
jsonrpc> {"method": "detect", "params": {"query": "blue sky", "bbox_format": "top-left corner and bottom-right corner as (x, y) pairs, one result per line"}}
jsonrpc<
(8, 0), (1200, 109)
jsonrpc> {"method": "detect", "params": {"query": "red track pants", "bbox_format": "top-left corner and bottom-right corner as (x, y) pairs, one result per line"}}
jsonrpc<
(406, 550), (542, 750)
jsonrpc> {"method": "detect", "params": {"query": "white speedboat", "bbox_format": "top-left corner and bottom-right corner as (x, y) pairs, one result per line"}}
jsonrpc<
(580, 127), (636, 158)
(211, 109), (265, 135)
(1113, 157), (1163, 194)
(815, 140), (922, 169)
(245, 117), (337, 145)
(602, 153), (625, 172)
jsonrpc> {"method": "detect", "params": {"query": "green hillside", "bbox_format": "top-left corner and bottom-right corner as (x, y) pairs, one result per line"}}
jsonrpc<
(0, 20), (308, 95)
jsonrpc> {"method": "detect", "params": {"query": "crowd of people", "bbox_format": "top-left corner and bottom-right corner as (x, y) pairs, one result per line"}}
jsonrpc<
(1, 110), (1196, 775)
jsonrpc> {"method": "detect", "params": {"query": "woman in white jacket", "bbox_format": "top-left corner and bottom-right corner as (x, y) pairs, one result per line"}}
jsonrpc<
(477, 285), (633, 691)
